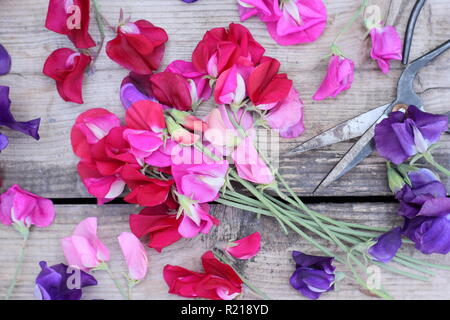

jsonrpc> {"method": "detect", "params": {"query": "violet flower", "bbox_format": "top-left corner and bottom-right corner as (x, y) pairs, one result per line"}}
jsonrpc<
(34, 261), (97, 300)
(182, 0), (198, 2)
(0, 44), (11, 75)
(0, 86), (41, 144)
(374, 106), (448, 164)
(289, 251), (335, 300)
(395, 168), (450, 219)
(368, 227), (402, 263)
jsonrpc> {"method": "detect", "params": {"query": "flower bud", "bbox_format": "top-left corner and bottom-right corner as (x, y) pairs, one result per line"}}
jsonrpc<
(386, 163), (406, 194)
(166, 116), (199, 146)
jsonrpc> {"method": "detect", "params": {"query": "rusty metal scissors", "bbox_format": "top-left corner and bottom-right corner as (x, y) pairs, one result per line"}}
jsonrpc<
(288, 0), (450, 192)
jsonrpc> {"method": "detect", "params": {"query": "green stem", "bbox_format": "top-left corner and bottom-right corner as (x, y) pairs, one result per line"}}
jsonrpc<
(424, 153), (450, 177)
(4, 231), (29, 300)
(332, 0), (369, 46)
(91, 0), (106, 70)
(103, 264), (128, 300)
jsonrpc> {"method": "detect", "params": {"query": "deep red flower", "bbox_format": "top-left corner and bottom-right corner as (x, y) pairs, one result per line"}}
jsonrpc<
(150, 72), (192, 111)
(43, 48), (91, 104)
(248, 57), (292, 107)
(163, 251), (243, 300)
(45, 0), (96, 49)
(120, 164), (173, 207)
(129, 204), (182, 252)
(192, 23), (265, 78)
(106, 20), (168, 74)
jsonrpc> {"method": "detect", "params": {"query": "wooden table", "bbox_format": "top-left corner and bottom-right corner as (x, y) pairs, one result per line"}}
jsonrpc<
(0, 0), (449, 300)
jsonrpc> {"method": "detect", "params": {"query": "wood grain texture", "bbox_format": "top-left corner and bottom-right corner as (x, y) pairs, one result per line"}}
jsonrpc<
(1, 203), (450, 300)
(0, 0), (448, 197)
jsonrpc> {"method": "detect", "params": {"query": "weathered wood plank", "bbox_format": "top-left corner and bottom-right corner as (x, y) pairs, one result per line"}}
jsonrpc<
(0, 0), (449, 197)
(1, 203), (450, 300)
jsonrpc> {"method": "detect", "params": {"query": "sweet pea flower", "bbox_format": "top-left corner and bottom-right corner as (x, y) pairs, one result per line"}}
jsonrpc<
(122, 129), (164, 161)
(313, 55), (354, 101)
(166, 60), (212, 103)
(368, 227), (402, 263)
(171, 147), (229, 203)
(177, 200), (220, 238)
(289, 251), (335, 300)
(214, 65), (247, 106)
(61, 217), (110, 271)
(43, 48), (92, 104)
(225, 232), (261, 259)
(237, 0), (272, 22)
(374, 106), (448, 164)
(106, 20), (168, 74)
(182, 0), (198, 2)
(0, 44), (11, 75)
(45, 0), (95, 49)
(232, 135), (275, 185)
(0, 86), (41, 145)
(264, 87), (305, 138)
(120, 82), (154, 110)
(369, 26), (402, 74)
(150, 72), (193, 111)
(125, 100), (166, 133)
(71, 108), (121, 160)
(129, 204), (183, 252)
(0, 184), (55, 228)
(395, 169), (450, 219)
(34, 261), (97, 300)
(265, 0), (327, 46)
(118, 232), (148, 281)
(163, 251), (243, 300)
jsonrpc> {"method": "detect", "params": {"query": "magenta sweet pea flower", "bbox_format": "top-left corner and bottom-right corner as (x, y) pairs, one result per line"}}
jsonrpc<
(226, 232), (261, 259)
(61, 217), (110, 271)
(0, 44), (11, 75)
(118, 232), (148, 281)
(122, 129), (164, 161)
(0, 184), (55, 228)
(368, 227), (402, 263)
(237, 0), (272, 22)
(34, 261), (97, 300)
(265, 0), (327, 46)
(369, 26), (402, 74)
(313, 55), (354, 100)
(374, 106), (448, 164)
(289, 251), (335, 300)
(214, 65), (247, 106)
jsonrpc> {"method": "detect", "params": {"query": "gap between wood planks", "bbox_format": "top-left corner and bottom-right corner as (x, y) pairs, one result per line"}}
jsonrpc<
(50, 195), (398, 206)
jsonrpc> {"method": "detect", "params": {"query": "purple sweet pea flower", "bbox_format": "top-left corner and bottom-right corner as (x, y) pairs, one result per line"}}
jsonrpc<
(289, 251), (335, 300)
(0, 133), (8, 150)
(0, 86), (41, 140)
(0, 44), (11, 75)
(395, 168), (450, 219)
(368, 227), (402, 263)
(182, 0), (198, 2)
(403, 215), (450, 255)
(34, 261), (97, 300)
(374, 106), (448, 164)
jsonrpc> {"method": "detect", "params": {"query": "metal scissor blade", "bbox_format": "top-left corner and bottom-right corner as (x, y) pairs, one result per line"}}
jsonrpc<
(288, 104), (389, 155)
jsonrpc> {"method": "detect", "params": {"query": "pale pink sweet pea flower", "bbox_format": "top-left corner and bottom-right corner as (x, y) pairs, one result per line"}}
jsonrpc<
(0, 184), (55, 228)
(313, 55), (354, 101)
(265, 0), (327, 46)
(118, 232), (148, 281)
(177, 202), (220, 238)
(226, 232), (261, 259)
(61, 217), (110, 271)
(264, 87), (305, 138)
(369, 26), (402, 74)
(232, 135), (275, 185)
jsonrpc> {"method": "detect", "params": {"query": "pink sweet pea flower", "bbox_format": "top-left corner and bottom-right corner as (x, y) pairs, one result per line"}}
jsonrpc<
(214, 65), (247, 106)
(122, 129), (164, 161)
(61, 217), (110, 271)
(0, 185), (55, 228)
(226, 232), (261, 259)
(313, 55), (354, 101)
(178, 202), (220, 238)
(118, 232), (148, 281)
(265, 0), (327, 46)
(237, 0), (272, 21)
(172, 147), (229, 203)
(232, 135), (274, 185)
(264, 87), (305, 138)
(369, 26), (402, 74)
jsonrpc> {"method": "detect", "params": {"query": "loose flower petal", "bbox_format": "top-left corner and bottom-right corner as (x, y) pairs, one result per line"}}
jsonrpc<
(226, 232), (261, 259)
(0, 44), (11, 75)
(368, 227), (402, 263)
(313, 55), (354, 100)
(118, 232), (148, 280)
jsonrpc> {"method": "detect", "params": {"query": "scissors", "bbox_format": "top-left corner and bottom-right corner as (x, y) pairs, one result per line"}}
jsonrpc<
(288, 0), (450, 193)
